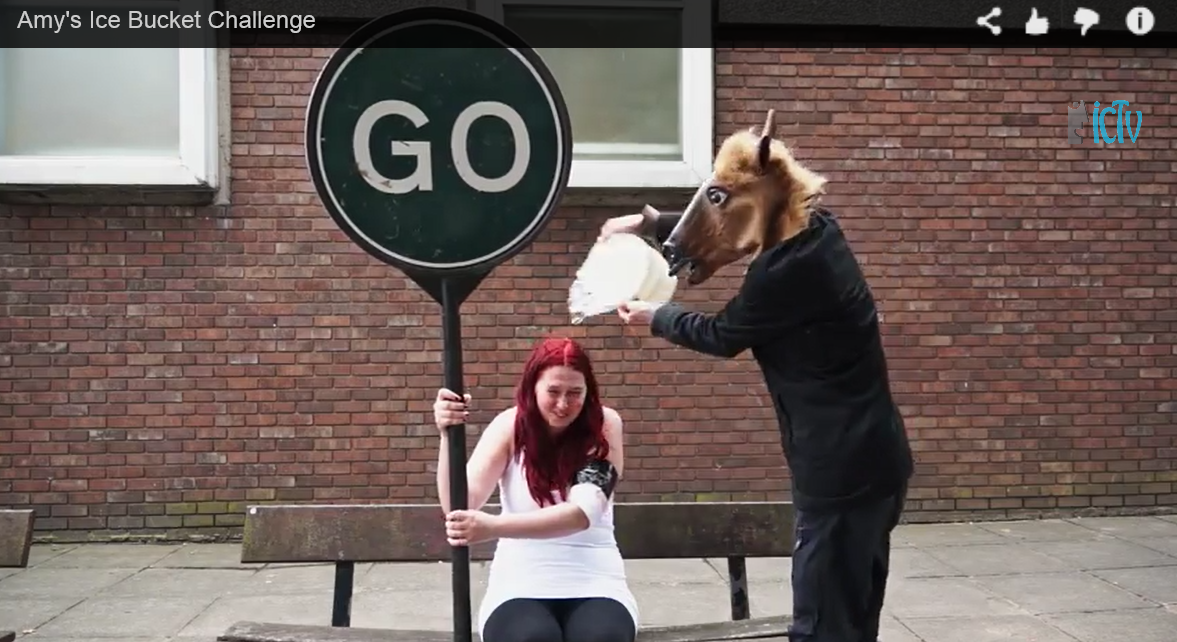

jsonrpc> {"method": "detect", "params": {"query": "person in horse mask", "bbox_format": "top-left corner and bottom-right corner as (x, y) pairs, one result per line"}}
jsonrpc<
(602, 111), (914, 642)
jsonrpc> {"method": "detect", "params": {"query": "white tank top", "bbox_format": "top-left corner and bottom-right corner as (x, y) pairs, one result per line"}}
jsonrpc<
(476, 449), (640, 636)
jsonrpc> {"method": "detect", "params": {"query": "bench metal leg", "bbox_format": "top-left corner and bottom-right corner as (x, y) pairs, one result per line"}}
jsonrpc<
(726, 556), (749, 620)
(332, 561), (354, 627)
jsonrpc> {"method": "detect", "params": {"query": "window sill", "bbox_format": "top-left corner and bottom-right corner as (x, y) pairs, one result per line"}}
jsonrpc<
(0, 156), (213, 189)
(569, 159), (710, 190)
(557, 184), (698, 209)
(0, 180), (220, 207)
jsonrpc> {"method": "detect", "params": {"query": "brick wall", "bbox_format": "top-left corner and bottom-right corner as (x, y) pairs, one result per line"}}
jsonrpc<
(2, 45), (1175, 541)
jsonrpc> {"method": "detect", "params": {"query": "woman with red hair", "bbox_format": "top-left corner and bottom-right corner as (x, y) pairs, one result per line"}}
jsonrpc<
(433, 336), (638, 642)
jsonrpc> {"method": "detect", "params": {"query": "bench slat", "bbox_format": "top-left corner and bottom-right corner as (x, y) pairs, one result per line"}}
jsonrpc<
(0, 509), (35, 568)
(220, 615), (792, 642)
(614, 502), (794, 559)
(642, 616), (792, 642)
(221, 621), (437, 642)
(241, 502), (794, 564)
(241, 504), (495, 564)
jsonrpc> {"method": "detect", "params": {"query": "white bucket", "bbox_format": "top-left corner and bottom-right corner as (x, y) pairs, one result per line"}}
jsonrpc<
(567, 233), (678, 324)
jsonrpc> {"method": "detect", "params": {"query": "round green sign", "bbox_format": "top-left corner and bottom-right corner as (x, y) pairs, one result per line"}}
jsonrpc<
(305, 8), (572, 275)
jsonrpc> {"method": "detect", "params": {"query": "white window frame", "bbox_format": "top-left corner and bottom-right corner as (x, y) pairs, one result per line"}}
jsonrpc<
(570, 47), (713, 189)
(0, 46), (220, 189)
(477, 0), (714, 189)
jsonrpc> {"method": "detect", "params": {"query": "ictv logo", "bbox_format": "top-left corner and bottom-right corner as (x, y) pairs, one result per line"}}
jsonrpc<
(1067, 100), (1143, 145)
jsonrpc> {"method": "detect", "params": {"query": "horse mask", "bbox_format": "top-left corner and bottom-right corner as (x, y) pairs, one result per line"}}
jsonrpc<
(660, 109), (828, 286)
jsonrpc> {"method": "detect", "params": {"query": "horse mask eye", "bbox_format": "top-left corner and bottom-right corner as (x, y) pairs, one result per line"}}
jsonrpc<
(706, 187), (727, 206)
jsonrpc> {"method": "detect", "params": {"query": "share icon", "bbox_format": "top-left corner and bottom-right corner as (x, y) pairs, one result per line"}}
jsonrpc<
(977, 6), (1002, 34)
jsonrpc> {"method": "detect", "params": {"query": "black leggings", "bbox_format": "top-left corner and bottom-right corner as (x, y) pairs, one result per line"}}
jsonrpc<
(483, 597), (636, 642)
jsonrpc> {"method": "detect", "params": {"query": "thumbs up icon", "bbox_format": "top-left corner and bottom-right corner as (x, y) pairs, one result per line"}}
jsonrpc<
(1025, 7), (1050, 34)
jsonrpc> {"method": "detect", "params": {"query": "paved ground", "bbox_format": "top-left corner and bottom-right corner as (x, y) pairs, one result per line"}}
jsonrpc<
(2, 515), (1177, 642)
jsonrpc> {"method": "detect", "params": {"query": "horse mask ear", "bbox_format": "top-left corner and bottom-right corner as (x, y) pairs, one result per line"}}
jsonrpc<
(757, 109), (776, 172)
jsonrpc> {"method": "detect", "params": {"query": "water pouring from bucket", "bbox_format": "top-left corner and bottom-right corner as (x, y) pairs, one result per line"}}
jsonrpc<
(567, 223), (678, 325)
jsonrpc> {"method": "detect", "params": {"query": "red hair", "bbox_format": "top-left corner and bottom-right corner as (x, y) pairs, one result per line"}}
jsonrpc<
(513, 336), (609, 508)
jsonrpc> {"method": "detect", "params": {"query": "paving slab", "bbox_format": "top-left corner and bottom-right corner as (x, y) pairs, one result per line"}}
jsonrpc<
(883, 577), (1024, 620)
(32, 545), (178, 570)
(1045, 607), (1177, 642)
(153, 543), (265, 569)
(359, 560), (491, 592)
(1024, 538), (1177, 570)
(922, 543), (1076, 576)
(29, 596), (213, 639)
(1131, 536), (1177, 557)
(98, 568), (258, 599)
(877, 616), (924, 642)
(747, 579), (790, 619)
(973, 571), (1157, 615)
(349, 589), (489, 630)
(631, 582), (739, 627)
(177, 594), (335, 638)
(1068, 516), (1177, 539)
(978, 518), (1107, 542)
(24, 546), (76, 568)
(887, 547), (960, 578)
(1092, 566), (1177, 605)
(894, 523), (1010, 547)
(902, 614), (1078, 642)
(0, 598), (82, 635)
(0, 568), (138, 600)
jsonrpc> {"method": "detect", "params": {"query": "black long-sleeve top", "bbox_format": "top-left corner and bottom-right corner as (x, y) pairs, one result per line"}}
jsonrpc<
(643, 208), (914, 513)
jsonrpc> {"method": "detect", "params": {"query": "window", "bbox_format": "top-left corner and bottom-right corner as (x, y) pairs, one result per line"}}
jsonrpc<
(0, 47), (220, 190)
(477, 0), (714, 189)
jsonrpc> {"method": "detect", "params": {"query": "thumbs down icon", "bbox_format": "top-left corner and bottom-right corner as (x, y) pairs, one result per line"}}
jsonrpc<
(1074, 7), (1099, 35)
(1025, 7), (1049, 34)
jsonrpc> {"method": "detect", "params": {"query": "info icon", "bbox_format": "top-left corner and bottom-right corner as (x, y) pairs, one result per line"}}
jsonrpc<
(1126, 7), (1155, 35)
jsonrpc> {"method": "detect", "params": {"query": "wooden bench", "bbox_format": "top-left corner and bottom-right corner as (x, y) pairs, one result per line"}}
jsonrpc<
(219, 502), (795, 642)
(0, 509), (35, 568)
(0, 509), (35, 642)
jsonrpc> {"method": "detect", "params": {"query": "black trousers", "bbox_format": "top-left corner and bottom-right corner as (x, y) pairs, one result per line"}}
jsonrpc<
(787, 484), (908, 642)
(483, 597), (636, 642)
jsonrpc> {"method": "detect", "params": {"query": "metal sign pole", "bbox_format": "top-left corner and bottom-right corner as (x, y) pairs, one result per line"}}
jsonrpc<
(441, 277), (471, 641)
